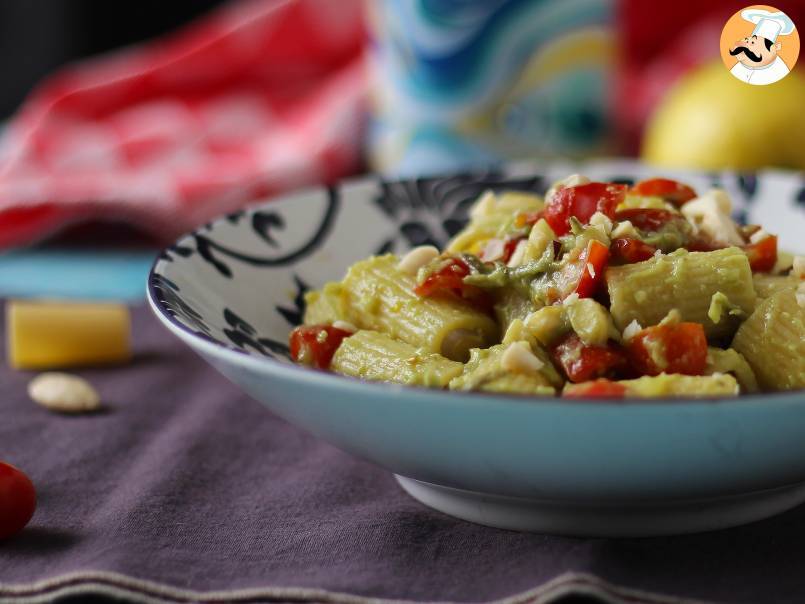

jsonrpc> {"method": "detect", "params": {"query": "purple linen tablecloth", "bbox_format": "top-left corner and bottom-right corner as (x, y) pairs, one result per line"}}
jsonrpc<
(1, 301), (804, 604)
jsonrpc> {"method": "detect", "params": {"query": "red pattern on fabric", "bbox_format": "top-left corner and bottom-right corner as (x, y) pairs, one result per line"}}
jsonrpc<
(0, 0), (368, 248)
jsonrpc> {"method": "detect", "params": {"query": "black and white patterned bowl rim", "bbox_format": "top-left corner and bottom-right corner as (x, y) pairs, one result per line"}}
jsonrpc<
(148, 159), (805, 367)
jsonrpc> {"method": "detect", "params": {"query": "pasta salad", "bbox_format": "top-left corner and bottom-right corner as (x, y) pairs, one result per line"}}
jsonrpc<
(290, 176), (805, 398)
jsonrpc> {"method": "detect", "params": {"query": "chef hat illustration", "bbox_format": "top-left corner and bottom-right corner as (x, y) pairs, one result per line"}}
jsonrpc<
(741, 9), (795, 42)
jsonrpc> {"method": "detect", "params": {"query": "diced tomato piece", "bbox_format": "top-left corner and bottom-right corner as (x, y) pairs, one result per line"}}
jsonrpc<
(555, 239), (610, 300)
(610, 238), (657, 264)
(544, 182), (627, 236)
(630, 178), (697, 206)
(514, 210), (543, 228)
(563, 379), (628, 399)
(551, 333), (627, 383)
(414, 257), (492, 310)
(289, 325), (352, 370)
(614, 208), (678, 232)
(743, 235), (777, 272)
(414, 257), (471, 297)
(625, 322), (707, 377)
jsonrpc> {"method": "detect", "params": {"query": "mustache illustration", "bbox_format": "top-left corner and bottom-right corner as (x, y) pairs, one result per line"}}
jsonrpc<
(730, 45), (763, 62)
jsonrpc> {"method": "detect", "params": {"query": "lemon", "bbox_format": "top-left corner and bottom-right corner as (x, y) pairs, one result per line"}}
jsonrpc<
(642, 61), (805, 171)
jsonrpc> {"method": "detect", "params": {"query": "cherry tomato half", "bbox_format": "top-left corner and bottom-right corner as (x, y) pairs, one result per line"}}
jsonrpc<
(625, 322), (707, 377)
(289, 325), (353, 370)
(630, 178), (697, 206)
(544, 182), (627, 236)
(0, 461), (36, 540)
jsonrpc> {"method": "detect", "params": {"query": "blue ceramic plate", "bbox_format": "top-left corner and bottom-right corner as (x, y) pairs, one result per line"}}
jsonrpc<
(147, 159), (805, 536)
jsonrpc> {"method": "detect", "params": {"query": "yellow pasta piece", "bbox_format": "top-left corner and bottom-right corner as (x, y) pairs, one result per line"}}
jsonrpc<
(303, 282), (349, 325)
(449, 343), (556, 395)
(338, 255), (498, 362)
(7, 300), (130, 369)
(606, 247), (756, 341)
(446, 190), (543, 254)
(752, 273), (799, 300)
(493, 288), (535, 336)
(704, 347), (758, 393)
(330, 330), (462, 387)
(731, 288), (805, 391)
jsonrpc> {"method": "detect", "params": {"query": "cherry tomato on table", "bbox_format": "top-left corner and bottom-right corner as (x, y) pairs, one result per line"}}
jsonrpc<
(289, 325), (353, 370)
(0, 461), (36, 540)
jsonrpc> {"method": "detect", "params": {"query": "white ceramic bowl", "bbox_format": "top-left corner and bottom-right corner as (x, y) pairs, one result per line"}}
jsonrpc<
(148, 159), (805, 537)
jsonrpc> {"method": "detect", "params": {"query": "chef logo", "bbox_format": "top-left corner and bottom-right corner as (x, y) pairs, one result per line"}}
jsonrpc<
(720, 5), (799, 85)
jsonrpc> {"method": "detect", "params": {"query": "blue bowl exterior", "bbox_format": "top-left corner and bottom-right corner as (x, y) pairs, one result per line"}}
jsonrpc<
(150, 295), (805, 502)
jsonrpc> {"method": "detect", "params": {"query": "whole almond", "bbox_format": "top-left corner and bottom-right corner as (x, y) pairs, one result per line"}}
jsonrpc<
(28, 373), (101, 414)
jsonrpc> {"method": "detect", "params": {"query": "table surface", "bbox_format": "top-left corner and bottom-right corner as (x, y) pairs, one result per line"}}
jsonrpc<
(3, 303), (805, 604)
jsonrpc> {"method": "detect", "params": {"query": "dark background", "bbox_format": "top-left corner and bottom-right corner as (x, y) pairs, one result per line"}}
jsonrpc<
(0, 0), (225, 118)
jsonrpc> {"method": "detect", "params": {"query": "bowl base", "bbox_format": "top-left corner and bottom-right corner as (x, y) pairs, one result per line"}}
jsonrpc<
(395, 475), (805, 537)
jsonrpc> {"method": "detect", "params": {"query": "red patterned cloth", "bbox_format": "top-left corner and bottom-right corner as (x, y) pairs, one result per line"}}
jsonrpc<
(0, 0), (367, 249)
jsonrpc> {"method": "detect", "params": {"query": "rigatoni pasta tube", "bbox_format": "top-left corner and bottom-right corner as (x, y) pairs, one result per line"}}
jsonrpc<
(330, 330), (463, 387)
(339, 255), (498, 362)
(303, 282), (349, 325)
(731, 288), (805, 391)
(752, 274), (798, 300)
(446, 190), (542, 254)
(606, 247), (756, 340)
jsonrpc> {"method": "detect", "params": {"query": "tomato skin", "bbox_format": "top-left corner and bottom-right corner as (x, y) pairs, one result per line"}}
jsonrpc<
(0, 462), (36, 540)
(413, 257), (471, 298)
(610, 238), (657, 264)
(554, 239), (609, 300)
(413, 257), (492, 311)
(564, 379), (627, 399)
(544, 182), (627, 236)
(614, 208), (678, 232)
(625, 322), (707, 377)
(551, 333), (627, 383)
(744, 235), (777, 272)
(631, 178), (697, 206)
(289, 325), (352, 370)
